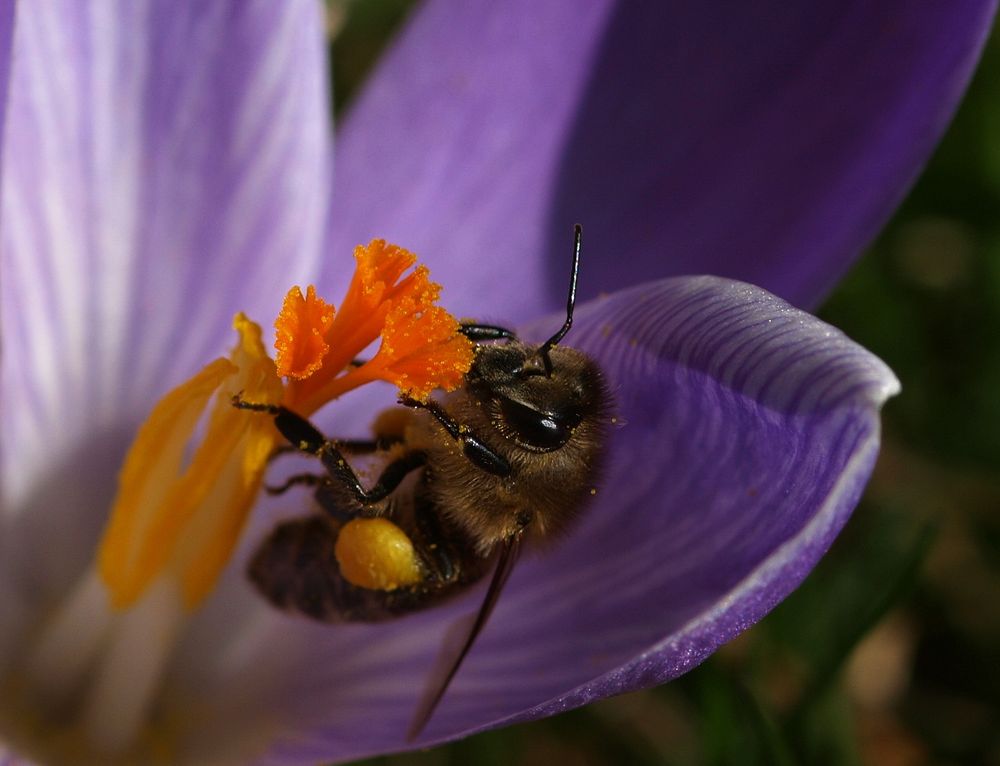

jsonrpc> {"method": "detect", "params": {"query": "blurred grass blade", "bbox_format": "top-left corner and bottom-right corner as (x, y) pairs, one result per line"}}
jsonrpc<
(791, 520), (938, 722)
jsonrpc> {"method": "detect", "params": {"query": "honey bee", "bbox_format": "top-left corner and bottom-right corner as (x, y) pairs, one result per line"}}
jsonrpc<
(235, 225), (611, 737)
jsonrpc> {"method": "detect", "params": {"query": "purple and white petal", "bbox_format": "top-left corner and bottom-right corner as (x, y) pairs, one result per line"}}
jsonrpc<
(170, 276), (896, 764)
(324, 0), (994, 320)
(0, 1), (329, 583)
(0, 0), (13, 167)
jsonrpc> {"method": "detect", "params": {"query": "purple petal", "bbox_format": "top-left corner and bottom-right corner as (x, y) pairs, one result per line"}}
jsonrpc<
(323, 0), (994, 320)
(0, 0), (328, 588)
(0, 1), (13, 165)
(182, 276), (896, 764)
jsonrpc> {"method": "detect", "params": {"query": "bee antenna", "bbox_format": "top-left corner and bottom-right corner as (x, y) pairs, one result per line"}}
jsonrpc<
(538, 224), (582, 376)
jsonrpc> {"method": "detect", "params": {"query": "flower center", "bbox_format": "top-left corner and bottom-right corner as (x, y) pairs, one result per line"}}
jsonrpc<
(6, 241), (472, 761)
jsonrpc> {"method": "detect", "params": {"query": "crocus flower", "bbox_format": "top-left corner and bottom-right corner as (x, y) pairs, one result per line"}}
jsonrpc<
(0, 1), (993, 764)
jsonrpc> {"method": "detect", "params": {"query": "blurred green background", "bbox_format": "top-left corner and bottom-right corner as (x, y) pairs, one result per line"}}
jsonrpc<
(328, 4), (1000, 764)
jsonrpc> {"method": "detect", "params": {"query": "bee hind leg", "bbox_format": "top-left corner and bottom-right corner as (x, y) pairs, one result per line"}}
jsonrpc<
(274, 439), (387, 458)
(318, 447), (428, 507)
(264, 472), (326, 495)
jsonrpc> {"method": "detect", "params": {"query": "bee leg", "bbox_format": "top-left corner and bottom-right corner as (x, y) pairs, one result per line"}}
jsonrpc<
(265, 474), (379, 523)
(264, 472), (327, 495)
(234, 397), (398, 456)
(399, 397), (512, 477)
(459, 323), (517, 342)
(335, 438), (389, 454)
(413, 499), (459, 583)
(232, 397), (428, 507)
(232, 398), (333, 454)
(269, 440), (382, 460)
(318, 447), (428, 507)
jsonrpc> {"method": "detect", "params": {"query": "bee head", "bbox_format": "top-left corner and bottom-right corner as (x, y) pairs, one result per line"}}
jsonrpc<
(465, 224), (598, 453)
(468, 342), (603, 453)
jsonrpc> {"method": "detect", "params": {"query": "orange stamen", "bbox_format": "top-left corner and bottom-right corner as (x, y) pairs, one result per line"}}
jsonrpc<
(363, 302), (473, 400)
(322, 240), (440, 372)
(274, 285), (335, 380)
(283, 239), (471, 413)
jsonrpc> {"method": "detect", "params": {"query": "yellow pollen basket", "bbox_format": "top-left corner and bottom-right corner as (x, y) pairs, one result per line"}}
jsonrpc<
(95, 240), (473, 612)
(334, 518), (423, 590)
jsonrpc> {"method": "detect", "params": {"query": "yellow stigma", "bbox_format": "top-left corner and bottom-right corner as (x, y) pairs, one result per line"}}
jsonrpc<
(334, 518), (423, 590)
(97, 314), (282, 610)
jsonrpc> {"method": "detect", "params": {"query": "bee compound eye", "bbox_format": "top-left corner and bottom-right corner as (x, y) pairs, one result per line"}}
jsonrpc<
(499, 397), (575, 451)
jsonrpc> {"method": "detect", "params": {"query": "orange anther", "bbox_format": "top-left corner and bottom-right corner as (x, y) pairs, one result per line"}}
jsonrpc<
(274, 285), (335, 380)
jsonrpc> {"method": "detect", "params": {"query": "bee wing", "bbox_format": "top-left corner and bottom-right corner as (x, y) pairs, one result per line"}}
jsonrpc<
(407, 531), (525, 741)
